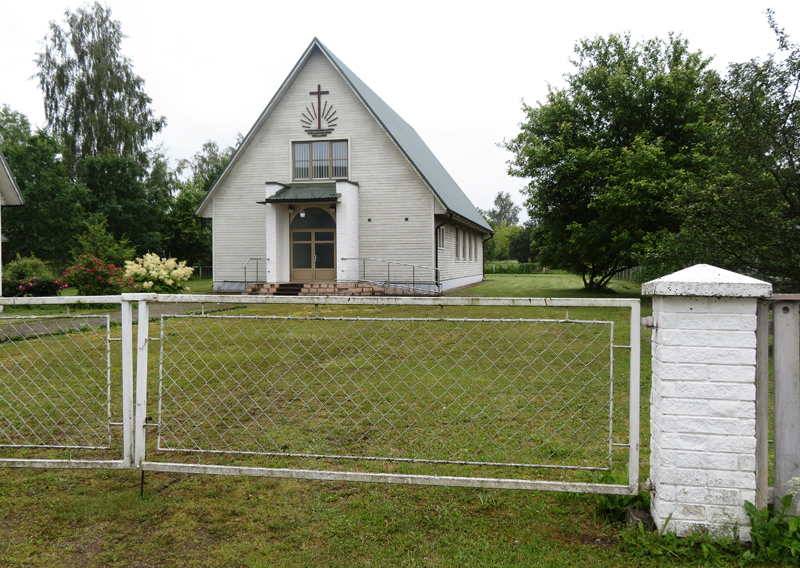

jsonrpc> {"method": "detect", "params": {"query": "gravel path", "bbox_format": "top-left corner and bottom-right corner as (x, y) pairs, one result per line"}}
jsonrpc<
(0, 300), (240, 340)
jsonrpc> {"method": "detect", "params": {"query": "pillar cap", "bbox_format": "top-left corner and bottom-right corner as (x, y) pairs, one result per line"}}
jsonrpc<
(642, 264), (772, 298)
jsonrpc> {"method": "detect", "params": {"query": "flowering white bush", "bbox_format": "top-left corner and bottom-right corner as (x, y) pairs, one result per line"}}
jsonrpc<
(125, 253), (194, 293)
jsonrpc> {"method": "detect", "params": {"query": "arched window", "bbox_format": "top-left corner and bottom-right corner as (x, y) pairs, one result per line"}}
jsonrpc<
(291, 207), (336, 229)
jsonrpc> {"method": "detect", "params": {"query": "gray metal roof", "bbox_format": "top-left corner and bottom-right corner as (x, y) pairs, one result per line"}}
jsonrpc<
(316, 40), (491, 233)
(197, 39), (491, 234)
(263, 183), (339, 202)
(0, 149), (24, 207)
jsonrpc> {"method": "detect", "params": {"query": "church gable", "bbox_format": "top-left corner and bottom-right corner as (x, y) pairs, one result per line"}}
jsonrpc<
(197, 45), (429, 215)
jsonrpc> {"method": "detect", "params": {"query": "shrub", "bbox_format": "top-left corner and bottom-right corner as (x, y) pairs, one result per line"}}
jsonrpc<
(62, 255), (137, 296)
(484, 262), (536, 274)
(70, 219), (136, 268)
(125, 253), (193, 293)
(2, 276), (68, 297)
(4, 253), (52, 281)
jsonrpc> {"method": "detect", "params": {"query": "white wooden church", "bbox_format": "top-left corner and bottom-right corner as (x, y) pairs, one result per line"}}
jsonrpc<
(196, 38), (492, 293)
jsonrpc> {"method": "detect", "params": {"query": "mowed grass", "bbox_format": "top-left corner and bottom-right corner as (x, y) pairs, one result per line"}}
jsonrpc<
(0, 272), (734, 568)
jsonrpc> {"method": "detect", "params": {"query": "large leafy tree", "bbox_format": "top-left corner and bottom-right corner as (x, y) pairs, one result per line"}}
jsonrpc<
(0, 105), (32, 147)
(504, 33), (718, 289)
(34, 1), (166, 176)
(1, 128), (86, 265)
(484, 191), (521, 226)
(650, 13), (800, 290)
(161, 140), (236, 265)
(77, 153), (163, 255)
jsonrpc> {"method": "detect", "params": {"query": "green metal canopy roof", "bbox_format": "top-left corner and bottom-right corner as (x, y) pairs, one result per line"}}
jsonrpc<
(262, 183), (340, 203)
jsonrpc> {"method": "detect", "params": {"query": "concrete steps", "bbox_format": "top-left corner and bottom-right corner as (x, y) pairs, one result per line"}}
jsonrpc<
(244, 282), (424, 297)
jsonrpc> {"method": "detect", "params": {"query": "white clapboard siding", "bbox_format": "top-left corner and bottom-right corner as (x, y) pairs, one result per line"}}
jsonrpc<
(437, 223), (484, 281)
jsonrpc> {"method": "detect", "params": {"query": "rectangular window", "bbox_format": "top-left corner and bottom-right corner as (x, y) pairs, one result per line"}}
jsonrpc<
(455, 229), (460, 260)
(293, 140), (347, 180)
(471, 234), (476, 261)
(294, 144), (309, 179)
(332, 141), (347, 177)
(437, 226), (445, 249)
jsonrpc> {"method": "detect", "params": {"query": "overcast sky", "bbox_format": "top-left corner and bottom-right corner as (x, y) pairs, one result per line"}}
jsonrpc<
(3, 0), (800, 219)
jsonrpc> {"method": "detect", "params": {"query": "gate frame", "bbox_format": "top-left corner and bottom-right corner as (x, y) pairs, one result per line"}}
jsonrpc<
(0, 295), (135, 470)
(132, 293), (641, 496)
(0, 293), (640, 495)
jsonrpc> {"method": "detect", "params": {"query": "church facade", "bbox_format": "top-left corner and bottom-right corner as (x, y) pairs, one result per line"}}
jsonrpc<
(196, 38), (492, 293)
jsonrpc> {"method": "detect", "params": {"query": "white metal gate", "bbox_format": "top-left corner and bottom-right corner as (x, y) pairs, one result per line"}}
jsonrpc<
(0, 294), (640, 496)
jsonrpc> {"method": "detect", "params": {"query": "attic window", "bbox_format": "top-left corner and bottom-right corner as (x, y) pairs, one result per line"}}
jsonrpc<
(294, 140), (347, 180)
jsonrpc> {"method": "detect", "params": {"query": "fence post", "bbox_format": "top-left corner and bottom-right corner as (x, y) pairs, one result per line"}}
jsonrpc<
(120, 298), (134, 468)
(755, 301), (770, 510)
(642, 264), (772, 539)
(773, 300), (800, 509)
(134, 299), (150, 469)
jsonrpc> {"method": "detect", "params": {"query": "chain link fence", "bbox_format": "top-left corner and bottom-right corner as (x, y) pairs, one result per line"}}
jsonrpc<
(156, 313), (616, 473)
(0, 315), (113, 451)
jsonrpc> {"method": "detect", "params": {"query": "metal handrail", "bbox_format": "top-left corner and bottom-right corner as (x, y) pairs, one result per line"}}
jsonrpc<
(242, 258), (267, 290)
(340, 257), (441, 293)
(340, 257), (440, 273)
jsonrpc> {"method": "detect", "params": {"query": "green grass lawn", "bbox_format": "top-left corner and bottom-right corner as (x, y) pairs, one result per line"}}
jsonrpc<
(0, 273), (761, 567)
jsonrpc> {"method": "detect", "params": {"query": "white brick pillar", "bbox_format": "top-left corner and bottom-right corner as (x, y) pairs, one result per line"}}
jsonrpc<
(642, 264), (772, 539)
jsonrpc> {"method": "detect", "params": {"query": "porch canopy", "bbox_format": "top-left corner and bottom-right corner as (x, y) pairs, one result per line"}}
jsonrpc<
(258, 183), (340, 204)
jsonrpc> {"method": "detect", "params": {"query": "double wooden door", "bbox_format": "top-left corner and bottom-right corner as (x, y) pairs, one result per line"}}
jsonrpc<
(291, 228), (335, 282)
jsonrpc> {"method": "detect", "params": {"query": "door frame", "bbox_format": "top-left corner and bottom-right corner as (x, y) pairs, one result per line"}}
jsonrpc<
(289, 206), (337, 282)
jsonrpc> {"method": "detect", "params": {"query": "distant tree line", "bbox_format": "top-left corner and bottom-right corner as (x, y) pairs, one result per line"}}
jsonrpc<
(501, 11), (800, 290)
(479, 191), (534, 264)
(0, 2), (233, 273)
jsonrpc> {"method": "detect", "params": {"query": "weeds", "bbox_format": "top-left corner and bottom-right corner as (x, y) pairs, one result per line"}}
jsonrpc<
(593, 471), (650, 523)
(744, 495), (800, 563)
(619, 521), (747, 565)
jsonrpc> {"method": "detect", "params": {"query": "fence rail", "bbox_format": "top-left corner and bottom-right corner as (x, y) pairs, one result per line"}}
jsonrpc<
(0, 294), (640, 496)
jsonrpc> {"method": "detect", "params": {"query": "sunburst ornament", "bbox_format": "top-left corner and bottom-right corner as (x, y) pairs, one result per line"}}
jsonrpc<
(301, 84), (338, 137)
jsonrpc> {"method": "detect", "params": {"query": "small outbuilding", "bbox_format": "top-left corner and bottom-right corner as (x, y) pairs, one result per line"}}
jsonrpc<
(0, 148), (25, 303)
(196, 38), (492, 294)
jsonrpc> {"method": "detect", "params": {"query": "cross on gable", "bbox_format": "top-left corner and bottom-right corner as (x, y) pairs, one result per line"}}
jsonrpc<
(310, 84), (329, 130)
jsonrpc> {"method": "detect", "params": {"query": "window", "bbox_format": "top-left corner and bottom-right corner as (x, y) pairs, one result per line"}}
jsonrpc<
(471, 234), (476, 261)
(293, 140), (347, 180)
(455, 229), (460, 260)
(437, 226), (445, 249)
